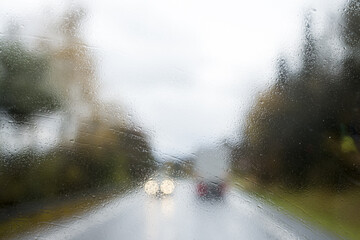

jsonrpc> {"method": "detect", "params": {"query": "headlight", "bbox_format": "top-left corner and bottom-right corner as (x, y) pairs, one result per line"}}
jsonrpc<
(144, 180), (159, 195)
(160, 179), (175, 195)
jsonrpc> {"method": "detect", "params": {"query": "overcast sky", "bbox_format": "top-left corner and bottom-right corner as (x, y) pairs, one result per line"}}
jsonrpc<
(0, 0), (345, 159)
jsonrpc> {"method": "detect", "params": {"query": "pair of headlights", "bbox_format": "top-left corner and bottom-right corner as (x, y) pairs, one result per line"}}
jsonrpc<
(144, 179), (175, 195)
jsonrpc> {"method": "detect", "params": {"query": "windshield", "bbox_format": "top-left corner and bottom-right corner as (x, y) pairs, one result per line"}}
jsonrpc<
(0, 0), (359, 239)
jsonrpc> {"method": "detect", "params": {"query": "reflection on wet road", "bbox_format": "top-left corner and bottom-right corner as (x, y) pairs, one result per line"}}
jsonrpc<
(28, 181), (339, 240)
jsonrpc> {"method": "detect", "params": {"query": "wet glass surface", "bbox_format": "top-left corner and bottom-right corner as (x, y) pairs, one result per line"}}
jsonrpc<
(0, 0), (359, 239)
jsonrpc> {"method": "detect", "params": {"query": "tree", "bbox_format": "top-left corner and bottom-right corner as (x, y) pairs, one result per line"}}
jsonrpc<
(0, 38), (60, 122)
(0, 7), (156, 206)
(233, 3), (360, 189)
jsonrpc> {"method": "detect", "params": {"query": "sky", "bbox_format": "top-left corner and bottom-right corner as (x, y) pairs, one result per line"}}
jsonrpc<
(0, 0), (346, 159)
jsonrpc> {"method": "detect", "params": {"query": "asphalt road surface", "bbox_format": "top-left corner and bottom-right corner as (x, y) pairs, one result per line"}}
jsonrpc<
(22, 180), (340, 240)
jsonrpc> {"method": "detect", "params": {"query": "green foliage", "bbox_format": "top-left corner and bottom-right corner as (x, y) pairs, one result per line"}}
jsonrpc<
(233, 0), (360, 190)
(0, 125), (156, 206)
(0, 8), (156, 207)
(0, 40), (60, 121)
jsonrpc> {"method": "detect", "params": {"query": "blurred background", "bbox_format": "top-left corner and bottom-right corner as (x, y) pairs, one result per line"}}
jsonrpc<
(0, 0), (359, 239)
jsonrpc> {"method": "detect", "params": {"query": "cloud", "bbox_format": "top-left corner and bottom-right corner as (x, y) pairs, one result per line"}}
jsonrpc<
(0, 0), (346, 157)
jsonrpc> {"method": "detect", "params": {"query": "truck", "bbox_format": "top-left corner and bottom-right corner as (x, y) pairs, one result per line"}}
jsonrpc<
(194, 144), (231, 200)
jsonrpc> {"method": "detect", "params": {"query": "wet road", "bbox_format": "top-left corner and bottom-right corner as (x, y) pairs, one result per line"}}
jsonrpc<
(26, 180), (339, 240)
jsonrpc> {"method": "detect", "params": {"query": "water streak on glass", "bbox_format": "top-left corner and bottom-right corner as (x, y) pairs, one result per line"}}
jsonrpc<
(0, 0), (359, 239)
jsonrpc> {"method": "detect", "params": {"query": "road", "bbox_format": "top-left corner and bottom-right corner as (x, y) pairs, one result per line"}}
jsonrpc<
(22, 180), (339, 240)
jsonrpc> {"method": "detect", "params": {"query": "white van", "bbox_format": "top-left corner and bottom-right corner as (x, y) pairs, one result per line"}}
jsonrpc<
(194, 144), (231, 199)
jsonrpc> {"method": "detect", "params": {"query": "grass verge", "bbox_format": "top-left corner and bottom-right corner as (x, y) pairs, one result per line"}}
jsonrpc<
(0, 188), (128, 239)
(233, 176), (360, 240)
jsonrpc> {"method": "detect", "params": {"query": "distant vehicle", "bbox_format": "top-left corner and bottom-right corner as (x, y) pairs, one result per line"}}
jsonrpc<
(144, 166), (176, 198)
(144, 178), (175, 198)
(194, 144), (231, 200)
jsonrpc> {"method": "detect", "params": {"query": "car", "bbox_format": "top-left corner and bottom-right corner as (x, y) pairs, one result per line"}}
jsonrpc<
(196, 180), (226, 200)
(144, 177), (175, 198)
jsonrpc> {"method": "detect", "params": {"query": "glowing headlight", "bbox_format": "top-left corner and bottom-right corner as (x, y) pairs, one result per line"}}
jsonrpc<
(144, 180), (159, 195)
(160, 179), (175, 195)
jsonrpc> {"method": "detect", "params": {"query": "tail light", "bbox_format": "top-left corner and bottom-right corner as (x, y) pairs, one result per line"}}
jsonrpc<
(219, 182), (226, 195)
(197, 182), (207, 196)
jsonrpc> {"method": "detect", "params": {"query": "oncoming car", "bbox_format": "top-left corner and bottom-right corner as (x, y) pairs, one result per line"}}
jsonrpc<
(144, 178), (175, 198)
